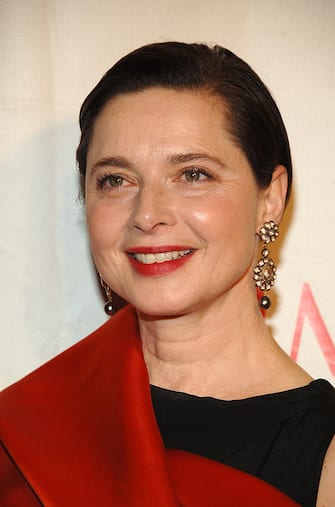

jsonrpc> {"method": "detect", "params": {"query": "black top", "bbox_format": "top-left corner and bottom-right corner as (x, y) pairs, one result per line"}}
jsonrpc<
(151, 379), (335, 507)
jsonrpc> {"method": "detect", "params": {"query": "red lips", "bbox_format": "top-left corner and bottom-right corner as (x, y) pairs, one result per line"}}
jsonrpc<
(127, 246), (194, 276)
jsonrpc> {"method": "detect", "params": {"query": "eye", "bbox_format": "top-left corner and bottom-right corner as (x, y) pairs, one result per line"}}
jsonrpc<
(97, 173), (124, 189)
(183, 168), (211, 182)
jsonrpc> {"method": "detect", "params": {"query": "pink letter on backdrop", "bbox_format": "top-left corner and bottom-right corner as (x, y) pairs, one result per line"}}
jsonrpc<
(291, 283), (335, 375)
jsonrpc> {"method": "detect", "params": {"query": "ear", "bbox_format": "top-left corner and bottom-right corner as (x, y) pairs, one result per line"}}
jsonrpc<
(257, 165), (288, 228)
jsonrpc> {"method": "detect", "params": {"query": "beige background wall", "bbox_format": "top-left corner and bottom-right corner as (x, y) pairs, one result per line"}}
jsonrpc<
(1, 0), (335, 388)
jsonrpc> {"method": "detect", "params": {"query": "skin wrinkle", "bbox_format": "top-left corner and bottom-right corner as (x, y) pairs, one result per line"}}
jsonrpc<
(77, 36), (333, 500)
(85, 87), (310, 401)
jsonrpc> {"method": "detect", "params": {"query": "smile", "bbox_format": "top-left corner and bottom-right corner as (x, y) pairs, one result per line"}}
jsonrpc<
(126, 247), (195, 276)
(129, 249), (192, 264)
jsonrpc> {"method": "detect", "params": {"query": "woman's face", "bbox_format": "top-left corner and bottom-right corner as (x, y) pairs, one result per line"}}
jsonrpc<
(85, 88), (267, 316)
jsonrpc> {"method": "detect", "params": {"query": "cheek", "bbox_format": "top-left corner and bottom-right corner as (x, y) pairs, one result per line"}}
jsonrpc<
(185, 192), (259, 253)
(184, 193), (246, 234)
(86, 202), (122, 251)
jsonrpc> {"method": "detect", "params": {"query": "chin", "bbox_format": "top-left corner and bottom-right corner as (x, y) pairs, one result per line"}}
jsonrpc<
(132, 296), (194, 319)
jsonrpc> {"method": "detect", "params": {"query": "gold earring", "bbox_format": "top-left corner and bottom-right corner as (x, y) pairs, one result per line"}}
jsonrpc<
(253, 221), (279, 310)
(99, 274), (116, 316)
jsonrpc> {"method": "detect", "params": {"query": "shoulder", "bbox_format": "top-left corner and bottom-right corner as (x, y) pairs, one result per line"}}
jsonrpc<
(312, 380), (335, 507)
(317, 435), (335, 507)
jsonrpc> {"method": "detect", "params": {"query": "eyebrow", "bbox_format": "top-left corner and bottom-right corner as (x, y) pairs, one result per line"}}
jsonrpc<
(167, 152), (225, 167)
(90, 156), (133, 174)
(89, 152), (225, 174)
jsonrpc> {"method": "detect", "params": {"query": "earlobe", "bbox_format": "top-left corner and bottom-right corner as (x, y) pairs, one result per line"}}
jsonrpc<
(258, 165), (288, 226)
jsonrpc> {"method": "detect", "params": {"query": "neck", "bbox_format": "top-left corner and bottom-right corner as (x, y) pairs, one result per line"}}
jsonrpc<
(138, 287), (284, 399)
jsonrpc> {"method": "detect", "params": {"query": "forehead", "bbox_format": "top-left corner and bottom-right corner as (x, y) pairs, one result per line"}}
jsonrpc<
(88, 88), (236, 159)
(94, 87), (229, 135)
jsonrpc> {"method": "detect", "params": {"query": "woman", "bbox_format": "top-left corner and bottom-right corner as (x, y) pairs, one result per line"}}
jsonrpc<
(1, 42), (334, 507)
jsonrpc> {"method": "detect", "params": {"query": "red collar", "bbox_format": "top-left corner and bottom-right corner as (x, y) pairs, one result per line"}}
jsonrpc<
(0, 305), (300, 506)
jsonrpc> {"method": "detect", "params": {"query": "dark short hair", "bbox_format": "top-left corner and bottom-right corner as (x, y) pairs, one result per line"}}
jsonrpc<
(77, 41), (292, 201)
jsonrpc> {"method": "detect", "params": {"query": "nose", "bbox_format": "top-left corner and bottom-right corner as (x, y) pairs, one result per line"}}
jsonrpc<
(129, 182), (177, 233)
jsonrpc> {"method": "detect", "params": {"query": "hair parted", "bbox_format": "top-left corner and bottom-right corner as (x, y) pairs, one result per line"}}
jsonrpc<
(76, 41), (292, 201)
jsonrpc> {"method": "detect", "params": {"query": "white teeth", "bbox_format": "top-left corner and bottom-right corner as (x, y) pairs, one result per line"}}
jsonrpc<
(132, 249), (192, 264)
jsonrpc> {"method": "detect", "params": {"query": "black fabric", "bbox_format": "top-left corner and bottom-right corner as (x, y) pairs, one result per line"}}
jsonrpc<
(151, 379), (335, 507)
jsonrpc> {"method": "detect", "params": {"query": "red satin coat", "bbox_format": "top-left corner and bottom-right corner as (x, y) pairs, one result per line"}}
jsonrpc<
(0, 305), (300, 506)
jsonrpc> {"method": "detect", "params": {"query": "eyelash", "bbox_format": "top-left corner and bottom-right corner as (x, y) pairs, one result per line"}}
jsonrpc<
(181, 167), (213, 182)
(95, 166), (213, 191)
(96, 173), (125, 189)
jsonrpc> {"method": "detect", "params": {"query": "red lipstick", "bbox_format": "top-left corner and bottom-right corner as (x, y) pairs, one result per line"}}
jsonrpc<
(126, 246), (194, 276)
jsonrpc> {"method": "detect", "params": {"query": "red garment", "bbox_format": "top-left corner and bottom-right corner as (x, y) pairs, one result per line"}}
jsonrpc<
(0, 305), (300, 506)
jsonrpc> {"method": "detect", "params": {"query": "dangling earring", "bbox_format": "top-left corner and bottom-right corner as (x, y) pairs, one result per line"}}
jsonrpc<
(253, 220), (279, 310)
(99, 274), (116, 316)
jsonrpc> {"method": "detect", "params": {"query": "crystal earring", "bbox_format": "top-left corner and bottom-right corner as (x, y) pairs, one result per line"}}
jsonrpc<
(253, 221), (279, 310)
(99, 274), (116, 316)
